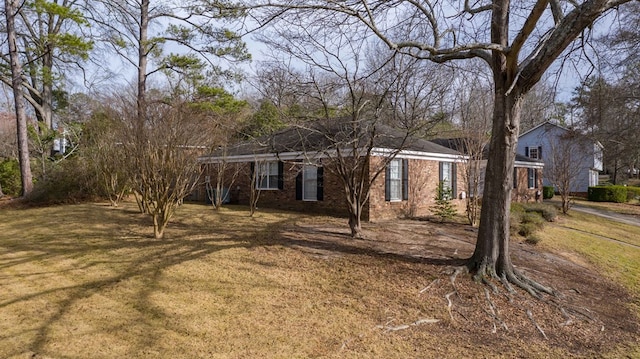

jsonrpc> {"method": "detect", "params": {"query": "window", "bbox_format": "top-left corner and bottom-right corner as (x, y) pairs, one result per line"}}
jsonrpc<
(255, 161), (282, 190)
(296, 165), (323, 201)
(303, 165), (318, 201)
(526, 146), (542, 160)
(385, 159), (408, 201)
(439, 162), (457, 199)
(527, 168), (537, 189)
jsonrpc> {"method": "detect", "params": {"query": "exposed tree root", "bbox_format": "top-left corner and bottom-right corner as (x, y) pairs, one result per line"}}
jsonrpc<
(376, 318), (440, 332)
(449, 266), (466, 292)
(549, 299), (598, 323)
(445, 291), (456, 321)
(483, 287), (509, 332)
(420, 278), (440, 294)
(422, 262), (600, 339)
(469, 260), (556, 300)
(558, 307), (573, 327)
(503, 269), (556, 299)
(526, 309), (548, 339)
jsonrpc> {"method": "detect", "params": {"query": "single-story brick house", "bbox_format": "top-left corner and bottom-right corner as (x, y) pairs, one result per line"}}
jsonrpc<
(197, 123), (469, 221)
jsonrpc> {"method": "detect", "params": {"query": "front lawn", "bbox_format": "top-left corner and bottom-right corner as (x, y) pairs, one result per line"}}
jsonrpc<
(0, 202), (638, 358)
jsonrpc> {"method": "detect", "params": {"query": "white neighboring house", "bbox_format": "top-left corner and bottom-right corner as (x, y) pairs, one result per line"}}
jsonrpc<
(517, 121), (603, 194)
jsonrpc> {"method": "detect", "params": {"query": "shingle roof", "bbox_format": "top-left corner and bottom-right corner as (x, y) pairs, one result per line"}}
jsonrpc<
(203, 121), (461, 160)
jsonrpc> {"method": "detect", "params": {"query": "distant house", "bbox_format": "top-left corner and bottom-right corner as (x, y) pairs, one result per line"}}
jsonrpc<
(517, 121), (603, 194)
(198, 123), (468, 221)
(432, 138), (545, 202)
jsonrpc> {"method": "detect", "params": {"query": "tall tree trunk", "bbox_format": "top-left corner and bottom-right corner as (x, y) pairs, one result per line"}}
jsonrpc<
(40, 50), (54, 130)
(469, 89), (521, 278)
(137, 0), (149, 128)
(467, 1), (552, 297)
(5, 0), (34, 197)
(468, 0), (517, 279)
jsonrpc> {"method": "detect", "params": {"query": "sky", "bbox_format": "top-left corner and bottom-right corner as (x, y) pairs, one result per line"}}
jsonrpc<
(38, 1), (629, 114)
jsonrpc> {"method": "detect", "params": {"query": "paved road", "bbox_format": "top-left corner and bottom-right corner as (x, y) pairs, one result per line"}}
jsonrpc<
(570, 204), (640, 227)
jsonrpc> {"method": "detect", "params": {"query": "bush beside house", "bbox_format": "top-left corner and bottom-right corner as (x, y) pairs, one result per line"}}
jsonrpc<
(587, 185), (638, 203)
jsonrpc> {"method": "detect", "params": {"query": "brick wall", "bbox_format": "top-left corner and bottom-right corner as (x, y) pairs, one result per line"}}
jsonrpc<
(202, 160), (352, 217)
(512, 167), (543, 202)
(367, 157), (466, 221)
(200, 157), (540, 220)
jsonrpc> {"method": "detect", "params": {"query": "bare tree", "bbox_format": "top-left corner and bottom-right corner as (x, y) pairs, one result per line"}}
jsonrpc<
(452, 72), (493, 226)
(545, 129), (599, 214)
(205, 157), (241, 210)
(4, 0), (33, 196)
(256, 26), (448, 237)
(115, 93), (210, 239)
(520, 81), (560, 133)
(248, 0), (634, 295)
(82, 103), (131, 207)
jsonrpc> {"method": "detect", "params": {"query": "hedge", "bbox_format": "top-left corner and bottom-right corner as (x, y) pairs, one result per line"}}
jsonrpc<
(587, 185), (629, 203)
(542, 186), (555, 199)
(627, 186), (640, 201)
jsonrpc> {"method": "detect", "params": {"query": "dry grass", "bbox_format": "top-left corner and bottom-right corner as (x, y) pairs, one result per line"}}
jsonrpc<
(537, 211), (640, 358)
(539, 210), (640, 299)
(0, 201), (639, 358)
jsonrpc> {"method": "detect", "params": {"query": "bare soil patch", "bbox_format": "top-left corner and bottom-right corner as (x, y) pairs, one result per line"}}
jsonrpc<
(278, 216), (640, 357)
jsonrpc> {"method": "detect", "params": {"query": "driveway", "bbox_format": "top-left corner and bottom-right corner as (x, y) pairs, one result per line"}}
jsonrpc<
(569, 203), (640, 227)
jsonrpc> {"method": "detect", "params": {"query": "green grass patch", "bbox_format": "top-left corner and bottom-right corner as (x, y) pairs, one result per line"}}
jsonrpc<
(539, 212), (640, 299)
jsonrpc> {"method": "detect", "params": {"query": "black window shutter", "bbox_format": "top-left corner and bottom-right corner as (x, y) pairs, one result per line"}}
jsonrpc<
(317, 167), (324, 201)
(538, 146), (542, 160)
(402, 159), (409, 201)
(250, 162), (255, 188)
(525, 146), (529, 157)
(438, 162), (444, 182)
(513, 168), (518, 189)
(278, 161), (284, 190)
(385, 162), (391, 201)
(452, 163), (457, 198)
(295, 170), (302, 200)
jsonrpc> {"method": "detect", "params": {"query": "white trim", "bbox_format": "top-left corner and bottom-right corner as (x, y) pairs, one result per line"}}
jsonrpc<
(199, 151), (320, 163)
(515, 160), (544, 169)
(371, 147), (467, 162)
(199, 147), (466, 164)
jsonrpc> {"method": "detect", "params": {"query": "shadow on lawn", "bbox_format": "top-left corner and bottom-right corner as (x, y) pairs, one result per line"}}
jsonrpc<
(0, 203), (467, 357)
(0, 203), (296, 357)
(269, 225), (469, 268)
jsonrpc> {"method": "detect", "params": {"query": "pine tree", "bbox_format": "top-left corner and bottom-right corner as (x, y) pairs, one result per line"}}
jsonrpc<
(431, 181), (457, 222)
